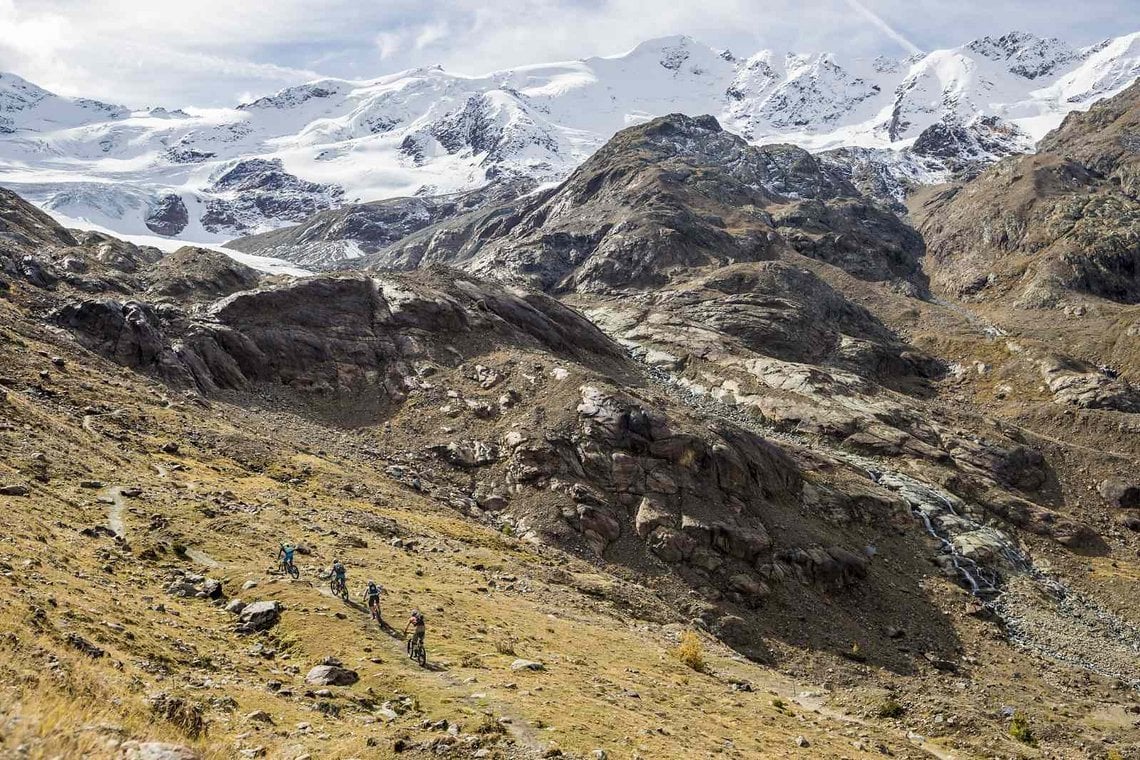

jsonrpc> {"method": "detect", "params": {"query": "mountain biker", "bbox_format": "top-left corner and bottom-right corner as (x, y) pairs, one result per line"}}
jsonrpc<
(363, 581), (383, 620)
(331, 558), (346, 590)
(277, 542), (296, 572)
(404, 608), (426, 652)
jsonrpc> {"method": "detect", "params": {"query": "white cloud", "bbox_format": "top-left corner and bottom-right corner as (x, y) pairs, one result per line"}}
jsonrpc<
(375, 31), (406, 61)
(0, 0), (1134, 107)
(415, 21), (450, 51)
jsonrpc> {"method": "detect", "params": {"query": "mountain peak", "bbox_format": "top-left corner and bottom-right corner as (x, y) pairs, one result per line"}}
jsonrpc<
(965, 31), (1077, 78)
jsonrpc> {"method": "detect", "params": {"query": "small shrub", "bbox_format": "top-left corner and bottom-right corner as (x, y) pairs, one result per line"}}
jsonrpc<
(877, 698), (905, 718)
(1009, 711), (1035, 745)
(771, 697), (787, 712)
(1107, 749), (1124, 760)
(460, 653), (484, 668)
(494, 637), (518, 656)
(672, 631), (705, 672)
(149, 693), (205, 738)
(475, 714), (507, 735)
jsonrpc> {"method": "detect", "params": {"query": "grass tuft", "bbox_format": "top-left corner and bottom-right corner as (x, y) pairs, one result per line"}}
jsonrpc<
(877, 698), (905, 718)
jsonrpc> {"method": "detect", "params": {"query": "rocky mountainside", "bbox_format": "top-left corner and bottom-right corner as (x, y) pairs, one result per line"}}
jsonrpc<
(0, 31), (1137, 253)
(915, 80), (1140, 309)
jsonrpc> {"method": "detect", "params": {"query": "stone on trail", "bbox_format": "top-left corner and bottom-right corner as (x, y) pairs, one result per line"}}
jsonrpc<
(510, 659), (545, 671)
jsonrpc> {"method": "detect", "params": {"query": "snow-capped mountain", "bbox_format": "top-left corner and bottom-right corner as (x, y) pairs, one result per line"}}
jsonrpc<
(0, 31), (1137, 244)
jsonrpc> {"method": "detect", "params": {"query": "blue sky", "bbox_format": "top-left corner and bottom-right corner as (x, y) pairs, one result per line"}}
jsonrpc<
(1, 0), (1137, 107)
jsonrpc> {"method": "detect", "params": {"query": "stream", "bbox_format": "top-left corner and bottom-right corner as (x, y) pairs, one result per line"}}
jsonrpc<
(639, 360), (1140, 687)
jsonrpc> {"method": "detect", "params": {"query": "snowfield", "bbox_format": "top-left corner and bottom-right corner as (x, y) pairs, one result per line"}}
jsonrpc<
(0, 31), (1137, 246)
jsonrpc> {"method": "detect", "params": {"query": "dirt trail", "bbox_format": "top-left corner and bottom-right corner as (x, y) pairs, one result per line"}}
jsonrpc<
(792, 692), (961, 760)
(185, 547), (222, 568)
(82, 408), (127, 437)
(100, 485), (125, 538)
(313, 583), (547, 756)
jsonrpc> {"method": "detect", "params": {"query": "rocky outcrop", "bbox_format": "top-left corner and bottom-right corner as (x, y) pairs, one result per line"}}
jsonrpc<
(1040, 356), (1140, 412)
(52, 300), (176, 372)
(910, 115), (1032, 173)
(53, 269), (627, 396)
(144, 194), (189, 236)
(145, 246), (260, 301)
(226, 182), (529, 270)
(200, 158), (345, 236)
(486, 384), (877, 604)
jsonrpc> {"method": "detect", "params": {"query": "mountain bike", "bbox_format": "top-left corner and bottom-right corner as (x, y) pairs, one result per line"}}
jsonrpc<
(330, 575), (348, 601)
(407, 633), (426, 667)
(280, 558), (299, 579)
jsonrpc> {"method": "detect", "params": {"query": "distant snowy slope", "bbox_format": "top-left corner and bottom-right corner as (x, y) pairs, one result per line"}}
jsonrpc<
(0, 31), (1137, 246)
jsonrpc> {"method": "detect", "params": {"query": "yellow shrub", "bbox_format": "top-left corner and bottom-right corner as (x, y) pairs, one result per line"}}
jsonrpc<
(672, 631), (705, 672)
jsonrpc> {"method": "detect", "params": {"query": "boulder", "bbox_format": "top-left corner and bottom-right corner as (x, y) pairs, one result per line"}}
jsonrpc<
(436, 440), (499, 468)
(1098, 478), (1140, 509)
(647, 526), (696, 563)
(306, 664), (359, 686)
(510, 659), (545, 671)
(712, 522), (771, 562)
(237, 600), (281, 633)
(728, 573), (771, 600)
(577, 504), (621, 550)
(634, 497), (675, 538)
